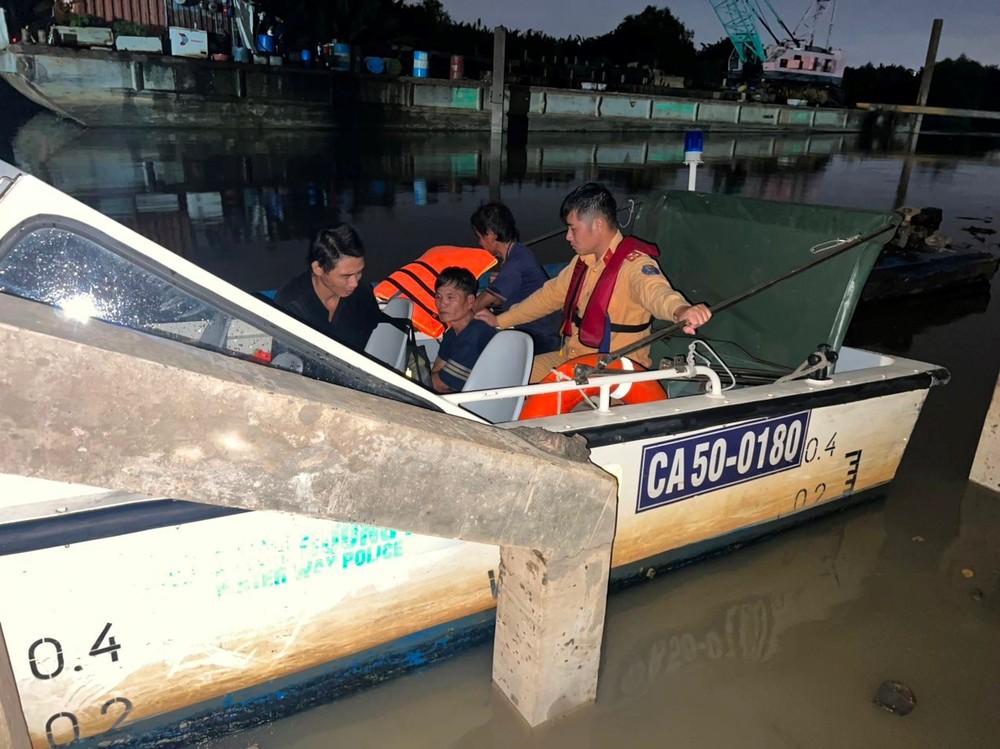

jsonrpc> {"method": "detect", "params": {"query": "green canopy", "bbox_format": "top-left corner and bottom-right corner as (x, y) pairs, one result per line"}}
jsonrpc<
(633, 191), (899, 376)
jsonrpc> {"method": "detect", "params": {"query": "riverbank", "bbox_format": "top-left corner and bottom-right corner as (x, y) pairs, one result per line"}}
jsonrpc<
(0, 43), (910, 133)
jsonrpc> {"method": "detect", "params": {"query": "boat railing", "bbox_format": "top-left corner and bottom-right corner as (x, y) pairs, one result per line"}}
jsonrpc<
(443, 363), (724, 415)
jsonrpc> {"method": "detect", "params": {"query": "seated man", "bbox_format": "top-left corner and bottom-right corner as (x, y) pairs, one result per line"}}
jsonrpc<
(431, 267), (497, 393)
(470, 202), (561, 354)
(273, 224), (383, 354)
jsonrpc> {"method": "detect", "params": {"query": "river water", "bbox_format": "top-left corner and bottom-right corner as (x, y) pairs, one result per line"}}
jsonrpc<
(6, 109), (1000, 747)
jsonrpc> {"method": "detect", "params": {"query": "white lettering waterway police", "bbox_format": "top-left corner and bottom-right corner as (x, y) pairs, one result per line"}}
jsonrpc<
(638, 412), (810, 511)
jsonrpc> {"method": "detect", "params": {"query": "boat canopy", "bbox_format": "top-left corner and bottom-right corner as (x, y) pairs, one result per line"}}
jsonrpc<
(635, 191), (898, 375)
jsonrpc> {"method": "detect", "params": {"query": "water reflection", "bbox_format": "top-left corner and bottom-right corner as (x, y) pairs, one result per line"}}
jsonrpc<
(7, 111), (1000, 746)
(11, 113), (887, 291)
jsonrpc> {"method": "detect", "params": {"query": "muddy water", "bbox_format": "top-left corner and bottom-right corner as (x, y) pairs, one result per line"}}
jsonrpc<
(8, 111), (1000, 747)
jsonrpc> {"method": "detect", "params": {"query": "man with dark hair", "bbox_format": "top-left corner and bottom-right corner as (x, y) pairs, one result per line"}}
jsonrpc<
(470, 202), (560, 354)
(476, 182), (711, 381)
(273, 223), (383, 353)
(431, 267), (497, 393)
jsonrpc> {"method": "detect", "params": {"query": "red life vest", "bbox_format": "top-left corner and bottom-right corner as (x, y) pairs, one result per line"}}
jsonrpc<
(374, 246), (497, 338)
(560, 236), (660, 349)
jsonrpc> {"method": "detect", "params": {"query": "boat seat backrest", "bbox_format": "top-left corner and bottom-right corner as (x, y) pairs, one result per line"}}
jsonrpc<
(461, 330), (534, 423)
(383, 296), (414, 320)
(365, 322), (408, 372)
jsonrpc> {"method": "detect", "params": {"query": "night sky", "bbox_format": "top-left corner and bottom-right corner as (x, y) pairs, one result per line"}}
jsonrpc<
(442, 0), (1000, 69)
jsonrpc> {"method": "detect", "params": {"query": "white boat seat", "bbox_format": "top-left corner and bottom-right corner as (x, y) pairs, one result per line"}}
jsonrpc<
(365, 295), (414, 372)
(461, 330), (534, 423)
(383, 296), (414, 320)
(365, 322), (408, 372)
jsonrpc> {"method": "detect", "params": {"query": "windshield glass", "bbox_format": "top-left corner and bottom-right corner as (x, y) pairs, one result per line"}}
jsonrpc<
(0, 224), (438, 409)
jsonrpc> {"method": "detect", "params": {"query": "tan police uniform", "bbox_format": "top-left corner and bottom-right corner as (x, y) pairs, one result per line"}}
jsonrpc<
(496, 232), (690, 381)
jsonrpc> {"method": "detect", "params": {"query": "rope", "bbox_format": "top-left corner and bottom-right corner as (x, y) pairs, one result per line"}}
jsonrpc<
(774, 351), (830, 384)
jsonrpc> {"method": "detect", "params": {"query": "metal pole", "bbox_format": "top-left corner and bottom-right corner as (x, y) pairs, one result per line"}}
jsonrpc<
(910, 18), (943, 154)
(489, 26), (507, 203)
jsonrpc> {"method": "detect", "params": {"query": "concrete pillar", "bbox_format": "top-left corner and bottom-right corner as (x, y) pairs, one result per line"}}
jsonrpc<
(0, 294), (619, 730)
(0, 624), (31, 749)
(493, 544), (612, 726)
(489, 26), (506, 202)
(970, 371), (1000, 492)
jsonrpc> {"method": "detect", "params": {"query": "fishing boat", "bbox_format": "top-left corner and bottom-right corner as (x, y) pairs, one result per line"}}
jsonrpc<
(0, 161), (948, 748)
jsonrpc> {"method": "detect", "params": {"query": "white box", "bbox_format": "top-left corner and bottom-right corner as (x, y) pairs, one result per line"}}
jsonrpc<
(116, 35), (163, 53)
(169, 26), (208, 58)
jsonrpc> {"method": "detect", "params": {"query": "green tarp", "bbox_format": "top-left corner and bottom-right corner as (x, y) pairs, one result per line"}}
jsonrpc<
(633, 191), (899, 376)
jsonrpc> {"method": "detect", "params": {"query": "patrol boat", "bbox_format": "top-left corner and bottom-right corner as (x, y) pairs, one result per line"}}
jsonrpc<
(0, 160), (947, 748)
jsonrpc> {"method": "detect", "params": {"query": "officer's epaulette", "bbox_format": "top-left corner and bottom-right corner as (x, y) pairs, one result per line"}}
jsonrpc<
(625, 250), (644, 262)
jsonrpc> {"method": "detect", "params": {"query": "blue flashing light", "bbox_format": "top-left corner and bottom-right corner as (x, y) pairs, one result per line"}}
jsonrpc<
(684, 130), (704, 154)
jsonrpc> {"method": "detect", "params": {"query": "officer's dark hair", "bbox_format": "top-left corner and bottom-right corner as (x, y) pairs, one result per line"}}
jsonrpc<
(470, 202), (520, 243)
(308, 224), (365, 272)
(560, 182), (617, 226)
(435, 267), (478, 297)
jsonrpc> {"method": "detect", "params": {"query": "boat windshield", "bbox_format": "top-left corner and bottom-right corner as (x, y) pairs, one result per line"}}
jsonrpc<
(0, 223), (439, 410)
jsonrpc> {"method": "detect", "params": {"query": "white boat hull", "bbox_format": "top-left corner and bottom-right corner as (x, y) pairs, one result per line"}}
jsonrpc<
(1, 383), (931, 747)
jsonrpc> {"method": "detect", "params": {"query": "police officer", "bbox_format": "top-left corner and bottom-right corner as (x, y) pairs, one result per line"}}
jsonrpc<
(475, 182), (712, 382)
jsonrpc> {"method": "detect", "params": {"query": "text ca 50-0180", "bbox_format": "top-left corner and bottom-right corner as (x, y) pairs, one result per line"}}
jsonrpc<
(637, 412), (812, 511)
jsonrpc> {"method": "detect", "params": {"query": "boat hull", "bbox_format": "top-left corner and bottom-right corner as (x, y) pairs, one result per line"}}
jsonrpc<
(1, 381), (935, 747)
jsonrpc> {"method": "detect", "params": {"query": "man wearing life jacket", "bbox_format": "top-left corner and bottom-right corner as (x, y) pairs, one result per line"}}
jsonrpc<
(475, 183), (712, 382)
(470, 202), (561, 355)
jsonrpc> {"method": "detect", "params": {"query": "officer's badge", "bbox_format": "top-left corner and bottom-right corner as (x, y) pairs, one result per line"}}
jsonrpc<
(641, 265), (661, 275)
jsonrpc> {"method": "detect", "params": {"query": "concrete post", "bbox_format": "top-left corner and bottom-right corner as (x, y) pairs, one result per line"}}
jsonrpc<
(0, 624), (31, 749)
(909, 18), (943, 153)
(493, 544), (612, 725)
(970, 371), (1000, 492)
(489, 26), (507, 203)
(0, 295), (618, 730)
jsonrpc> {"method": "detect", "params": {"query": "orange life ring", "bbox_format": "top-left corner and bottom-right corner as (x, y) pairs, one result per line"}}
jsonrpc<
(518, 354), (668, 420)
(373, 246), (497, 338)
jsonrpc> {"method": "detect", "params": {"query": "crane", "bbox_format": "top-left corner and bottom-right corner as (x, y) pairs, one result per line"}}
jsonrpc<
(708, 0), (845, 103)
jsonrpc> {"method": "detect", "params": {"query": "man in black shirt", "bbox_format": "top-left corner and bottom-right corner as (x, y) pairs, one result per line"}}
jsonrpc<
(274, 224), (383, 353)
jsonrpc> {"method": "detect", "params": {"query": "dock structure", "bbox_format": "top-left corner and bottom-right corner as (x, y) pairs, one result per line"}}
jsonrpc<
(0, 292), (619, 738)
(0, 43), (885, 133)
(970, 371), (1000, 493)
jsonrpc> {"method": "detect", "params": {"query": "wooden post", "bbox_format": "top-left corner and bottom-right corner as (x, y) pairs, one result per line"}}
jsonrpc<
(489, 26), (506, 202)
(910, 18), (943, 153)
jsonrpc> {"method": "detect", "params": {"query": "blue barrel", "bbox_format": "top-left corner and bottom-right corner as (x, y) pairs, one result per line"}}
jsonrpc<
(256, 33), (275, 55)
(365, 56), (384, 74)
(332, 43), (351, 72)
(414, 178), (427, 206)
(300, 48), (313, 68)
(413, 50), (428, 78)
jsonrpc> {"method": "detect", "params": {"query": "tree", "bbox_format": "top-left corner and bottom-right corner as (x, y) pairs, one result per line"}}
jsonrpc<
(601, 5), (696, 72)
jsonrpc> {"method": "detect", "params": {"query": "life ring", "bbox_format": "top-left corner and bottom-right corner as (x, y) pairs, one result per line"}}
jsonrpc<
(518, 354), (668, 420)
(373, 246), (497, 338)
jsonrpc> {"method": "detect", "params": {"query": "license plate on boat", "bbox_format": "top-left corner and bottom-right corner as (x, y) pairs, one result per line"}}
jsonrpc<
(637, 412), (810, 511)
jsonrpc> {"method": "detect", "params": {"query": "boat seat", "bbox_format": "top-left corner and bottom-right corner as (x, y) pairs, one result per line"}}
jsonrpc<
(383, 295), (414, 321)
(461, 330), (534, 423)
(365, 322), (408, 372)
(365, 297), (413, 372)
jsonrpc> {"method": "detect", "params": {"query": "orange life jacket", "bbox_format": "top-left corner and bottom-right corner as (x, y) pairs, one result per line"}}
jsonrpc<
(374, 246), (497, 338)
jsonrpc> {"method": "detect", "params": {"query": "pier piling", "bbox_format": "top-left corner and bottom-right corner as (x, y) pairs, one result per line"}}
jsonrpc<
(0, 293), (618, 732)
(970, 371), (1000, 492)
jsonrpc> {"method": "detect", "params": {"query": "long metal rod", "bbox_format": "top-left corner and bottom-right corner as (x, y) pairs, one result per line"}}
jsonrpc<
(524, 201), (642, 247)
(585, 222), (897, 373)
